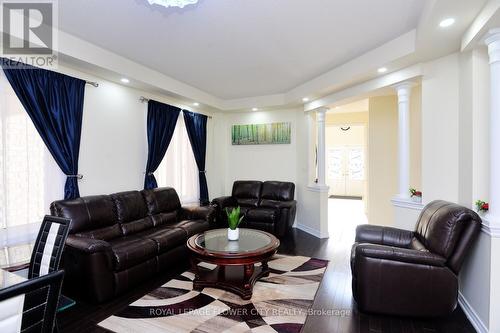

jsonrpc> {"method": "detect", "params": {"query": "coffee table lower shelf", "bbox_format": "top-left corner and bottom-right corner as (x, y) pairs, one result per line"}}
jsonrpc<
(191, 261), (270, 300)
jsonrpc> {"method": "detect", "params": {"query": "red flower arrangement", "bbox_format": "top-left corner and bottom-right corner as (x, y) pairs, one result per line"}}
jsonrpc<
(409, 188), (422, 197)
(475, 200), (489, 212)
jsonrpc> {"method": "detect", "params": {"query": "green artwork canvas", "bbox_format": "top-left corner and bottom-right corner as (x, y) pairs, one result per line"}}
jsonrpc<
(231, 122), (291, 145)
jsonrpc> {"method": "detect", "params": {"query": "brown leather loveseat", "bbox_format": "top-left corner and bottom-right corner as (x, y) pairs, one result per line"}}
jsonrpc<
(212, 180), (296, 238)
(351, 200), (481, 317)
(50, 187), (214, 303)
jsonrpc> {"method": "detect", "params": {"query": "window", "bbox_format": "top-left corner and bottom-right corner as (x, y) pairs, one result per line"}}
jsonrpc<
(155, 113), (200, 204)
(0, 70), (65, 229)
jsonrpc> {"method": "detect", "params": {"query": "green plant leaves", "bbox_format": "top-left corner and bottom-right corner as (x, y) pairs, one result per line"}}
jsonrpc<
(226, 206), (244, 230)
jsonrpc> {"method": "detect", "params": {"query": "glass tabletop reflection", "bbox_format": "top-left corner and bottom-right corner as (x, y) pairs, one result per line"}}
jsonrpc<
(195, 229), (274, 253)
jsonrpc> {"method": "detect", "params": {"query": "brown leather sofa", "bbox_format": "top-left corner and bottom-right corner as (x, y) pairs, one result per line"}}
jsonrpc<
(50, 187), (214, 303)
(351, 200), (481, 317)
(211, 180), (296, 238)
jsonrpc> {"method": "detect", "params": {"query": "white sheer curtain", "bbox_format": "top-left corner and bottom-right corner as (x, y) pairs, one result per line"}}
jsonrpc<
(0, 70), (65, 229)
(155, 113), (200, 204)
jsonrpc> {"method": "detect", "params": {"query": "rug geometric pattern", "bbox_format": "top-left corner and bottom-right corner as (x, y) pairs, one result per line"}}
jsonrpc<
(98, 255), (328, 333)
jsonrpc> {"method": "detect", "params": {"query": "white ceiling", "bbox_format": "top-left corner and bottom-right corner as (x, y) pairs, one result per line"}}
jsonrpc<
(58, 0), (426, 100)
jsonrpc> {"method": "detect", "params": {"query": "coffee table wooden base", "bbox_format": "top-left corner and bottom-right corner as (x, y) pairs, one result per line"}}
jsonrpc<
(191, 260), (270, 300)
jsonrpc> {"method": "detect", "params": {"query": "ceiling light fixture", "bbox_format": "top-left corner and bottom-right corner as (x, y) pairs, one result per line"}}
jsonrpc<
(120, 78), (130, 83)
(377, 67), (387, 73)
(193, 102), (200, 106)
(439, 18), (455, 28)
(252, 108), (259, 111)
(302, 97), (309, 102)
(147, 0), (198, 8)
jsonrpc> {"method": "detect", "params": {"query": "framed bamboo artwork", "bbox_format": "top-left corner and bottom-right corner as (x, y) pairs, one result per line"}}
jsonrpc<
(231, 122), (291, 145)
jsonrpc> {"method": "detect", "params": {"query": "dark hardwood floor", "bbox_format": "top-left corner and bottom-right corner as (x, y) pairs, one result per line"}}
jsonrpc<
(58, 228), (476, 333)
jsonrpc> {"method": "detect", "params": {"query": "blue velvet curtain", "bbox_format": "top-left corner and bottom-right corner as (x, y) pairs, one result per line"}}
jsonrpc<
(144, 100), (181, 189)
(0, 59), (86, 200)
(183, 110), (209, 205)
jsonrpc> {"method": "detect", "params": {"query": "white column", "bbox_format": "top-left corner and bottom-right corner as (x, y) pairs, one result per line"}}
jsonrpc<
(394, 82), (413, 199)
(486, 29), (500, 222)
(316, 108), (328, 188)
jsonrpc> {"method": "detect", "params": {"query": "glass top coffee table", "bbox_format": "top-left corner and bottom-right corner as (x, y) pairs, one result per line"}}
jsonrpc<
(187, 228), (280, 300)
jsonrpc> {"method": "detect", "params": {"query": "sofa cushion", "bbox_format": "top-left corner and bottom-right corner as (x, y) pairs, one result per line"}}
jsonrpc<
(111, 191), (148, 223)
(261, 181), (295, 201)
(167, 220), (211, 237)
(232, 181), (262, 200)
(75, 224), (122, 241)
(245, 208), (278, 224)
(235, 198), (259, 207)
(150, 211), (178, 227)
(138, 227), (187, 253)
(50, 195), (117, 234)
(119, 217), (154, 236)
(109, 236), (158, 271)
(141, 188), (181, 215)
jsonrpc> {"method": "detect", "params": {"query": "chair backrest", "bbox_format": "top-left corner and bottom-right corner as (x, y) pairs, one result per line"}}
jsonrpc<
(415, 200), (482, 273)
(231, 181), (263, 207)
(261, 181), (295, 201)
(0, 270), (64, 333)
(28, 216), (71, 279)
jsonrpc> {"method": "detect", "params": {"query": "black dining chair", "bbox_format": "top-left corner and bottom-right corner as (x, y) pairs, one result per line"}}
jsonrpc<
(8, 216), (71, 279)
(0, 270), (64, 333)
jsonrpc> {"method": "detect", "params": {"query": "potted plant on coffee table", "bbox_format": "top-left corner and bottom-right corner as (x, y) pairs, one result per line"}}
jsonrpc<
(226, 206), (244, 241)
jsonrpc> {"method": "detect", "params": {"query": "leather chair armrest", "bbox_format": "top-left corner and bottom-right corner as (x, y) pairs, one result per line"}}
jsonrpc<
(355, 244), (446, 267)
(211, 196), (237, 210)
(180, 205), (216, 224)
(355, 224), (414, 248)
(65, 235), (112, 254)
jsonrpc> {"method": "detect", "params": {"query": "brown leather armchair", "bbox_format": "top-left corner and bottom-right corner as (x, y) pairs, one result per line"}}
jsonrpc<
(351, 200), (481, 317)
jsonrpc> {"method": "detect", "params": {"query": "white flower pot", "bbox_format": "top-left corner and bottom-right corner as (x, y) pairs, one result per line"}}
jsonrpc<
(227, 228), (239, 241)
(411, 196), (422, 203)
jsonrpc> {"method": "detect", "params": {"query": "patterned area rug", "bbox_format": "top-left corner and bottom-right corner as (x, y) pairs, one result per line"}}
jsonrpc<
(98, 255), (328, 333)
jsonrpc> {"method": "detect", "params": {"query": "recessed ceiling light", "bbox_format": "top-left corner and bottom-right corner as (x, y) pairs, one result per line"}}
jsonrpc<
(193, 102), (200, 106)
(120, 78), (130, 83)
(302, 97), (309, 102)
(252, 107), (259, 111)
(439, 18), (455, 28)
(377, 67), (388, 73)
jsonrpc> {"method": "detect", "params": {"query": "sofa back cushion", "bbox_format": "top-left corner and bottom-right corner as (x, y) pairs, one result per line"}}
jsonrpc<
(415, 200), (478, 260)
(261, 181), (295, 201)
(232, 181), (262, 207)
(111, 191), (148, 223)
(141, 187), (181, 215)
(50, 195), (118, 236)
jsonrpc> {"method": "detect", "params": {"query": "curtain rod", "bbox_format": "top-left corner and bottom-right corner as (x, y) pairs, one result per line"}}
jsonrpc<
(86, 81), (99, 87)
(139, 96), (212, 119)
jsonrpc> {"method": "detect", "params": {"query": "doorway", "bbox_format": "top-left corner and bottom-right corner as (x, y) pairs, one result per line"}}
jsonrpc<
(326, 125), (366, 199)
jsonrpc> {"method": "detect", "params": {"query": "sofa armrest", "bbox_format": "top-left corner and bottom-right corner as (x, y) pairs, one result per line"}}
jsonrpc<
(65, 235), (112, 254)
(211, 196), (237, 210)
(180, 205), (216, 224)
(355, 224), (414, 248)
(355, 244), (446, 267)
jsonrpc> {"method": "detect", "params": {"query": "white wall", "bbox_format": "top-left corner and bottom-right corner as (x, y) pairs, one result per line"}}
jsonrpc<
(222, 109), (300, 192)
(368, 95), (398, 226)
(421, 53), (460, 203)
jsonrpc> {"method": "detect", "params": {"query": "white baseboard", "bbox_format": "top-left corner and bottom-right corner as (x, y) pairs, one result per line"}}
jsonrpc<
(458, 291), (488, 333)
(294, 223), (329, 239)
